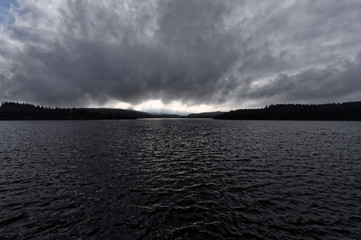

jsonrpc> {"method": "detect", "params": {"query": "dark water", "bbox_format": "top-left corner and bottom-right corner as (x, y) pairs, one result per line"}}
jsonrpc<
(1, 119), (361, 239)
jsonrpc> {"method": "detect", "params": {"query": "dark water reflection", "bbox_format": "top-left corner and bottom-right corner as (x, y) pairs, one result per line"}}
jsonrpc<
(1, 119), (361, 239)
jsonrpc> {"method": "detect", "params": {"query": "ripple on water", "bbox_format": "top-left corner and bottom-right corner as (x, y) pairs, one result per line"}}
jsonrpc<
(0, 120), (361, 239)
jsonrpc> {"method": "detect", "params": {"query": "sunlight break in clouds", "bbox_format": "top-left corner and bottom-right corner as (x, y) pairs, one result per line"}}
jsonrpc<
(94, 99), (228, 116)
(0, 0), (361, 112)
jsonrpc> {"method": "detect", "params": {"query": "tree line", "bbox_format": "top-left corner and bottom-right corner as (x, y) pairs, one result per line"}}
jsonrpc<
(0, 102), (151, 120)
(214, 102), (361, 120)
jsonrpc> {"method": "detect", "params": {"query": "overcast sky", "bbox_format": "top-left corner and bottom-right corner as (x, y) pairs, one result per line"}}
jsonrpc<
(0, 0), (361, 113)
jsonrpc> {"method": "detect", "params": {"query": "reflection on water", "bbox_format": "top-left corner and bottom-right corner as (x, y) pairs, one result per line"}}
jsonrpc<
(1, 119), (361, 239)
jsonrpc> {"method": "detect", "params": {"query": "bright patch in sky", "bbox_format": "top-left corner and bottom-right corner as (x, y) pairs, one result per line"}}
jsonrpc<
(0, 0), (15, 24)
(90, 100), (230, 115)
(131, 100), (228, 115)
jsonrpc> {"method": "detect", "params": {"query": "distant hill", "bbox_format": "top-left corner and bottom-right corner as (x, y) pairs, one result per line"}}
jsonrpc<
(214, 102), (361, 121)
(186, 111), (224, 118)
(150, 114), (181, 118)
(0, 102), (153, 120)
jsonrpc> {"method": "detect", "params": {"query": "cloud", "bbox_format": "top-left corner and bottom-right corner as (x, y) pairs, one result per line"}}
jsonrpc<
(0, 0), (361, 109)
(240, 52), (361, 105)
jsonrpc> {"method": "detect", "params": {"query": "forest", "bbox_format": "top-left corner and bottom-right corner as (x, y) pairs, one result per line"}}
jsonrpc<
(0, 102), (151, 120)
(2, 101), (361, 121)
(214, 102), (361, 121)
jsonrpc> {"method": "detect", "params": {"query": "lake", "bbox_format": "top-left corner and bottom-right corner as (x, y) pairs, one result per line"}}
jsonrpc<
(1, 119), (361, 239)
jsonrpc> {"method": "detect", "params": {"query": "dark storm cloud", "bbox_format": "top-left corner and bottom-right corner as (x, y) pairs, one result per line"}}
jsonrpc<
(242, 52), (361, 104)
(0, 0), (361, 108)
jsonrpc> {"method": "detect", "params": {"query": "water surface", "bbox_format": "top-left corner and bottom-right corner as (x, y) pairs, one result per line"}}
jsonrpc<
(1, 120), (361, 239)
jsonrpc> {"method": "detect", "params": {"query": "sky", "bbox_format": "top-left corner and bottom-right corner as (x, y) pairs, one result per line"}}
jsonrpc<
(0, 0), (361, 114)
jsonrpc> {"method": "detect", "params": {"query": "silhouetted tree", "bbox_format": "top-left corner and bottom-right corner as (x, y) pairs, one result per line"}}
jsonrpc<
(214, 102), (361, 121)
(0, 102), (151, 120)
